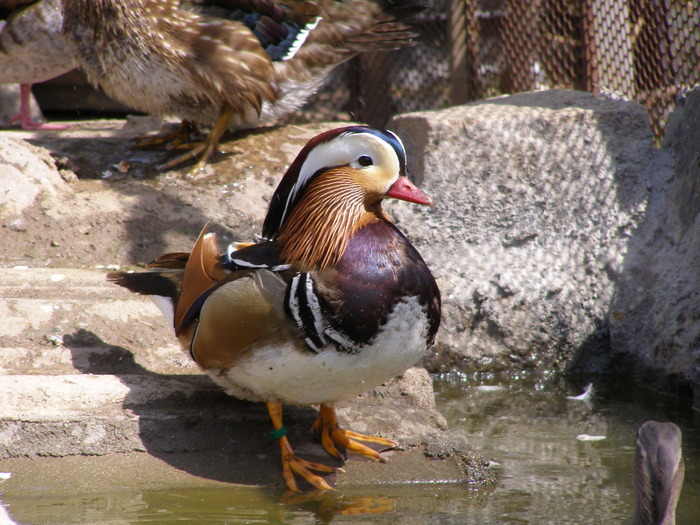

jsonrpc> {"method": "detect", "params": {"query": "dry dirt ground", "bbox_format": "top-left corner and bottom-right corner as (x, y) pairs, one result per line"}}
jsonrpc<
(2, 117), (327, 270)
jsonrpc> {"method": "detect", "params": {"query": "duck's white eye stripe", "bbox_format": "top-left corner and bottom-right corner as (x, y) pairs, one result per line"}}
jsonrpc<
(386, 129), (405, 154)
(278, 130), (401, 226)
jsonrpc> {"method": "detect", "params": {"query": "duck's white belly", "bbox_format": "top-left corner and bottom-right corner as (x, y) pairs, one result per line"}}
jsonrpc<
(205, 297), (429, 405)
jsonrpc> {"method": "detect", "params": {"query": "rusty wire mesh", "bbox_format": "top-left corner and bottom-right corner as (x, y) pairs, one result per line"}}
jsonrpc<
(297, 0), (700, 140)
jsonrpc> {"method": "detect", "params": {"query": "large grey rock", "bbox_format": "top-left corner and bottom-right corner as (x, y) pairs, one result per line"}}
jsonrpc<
(389, 90), (663, 373)
(608, 87), (700, 401)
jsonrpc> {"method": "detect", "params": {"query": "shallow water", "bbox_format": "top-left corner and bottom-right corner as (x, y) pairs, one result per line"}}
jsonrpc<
(436, 372), (699, 524)
(2, 371), (698, 524)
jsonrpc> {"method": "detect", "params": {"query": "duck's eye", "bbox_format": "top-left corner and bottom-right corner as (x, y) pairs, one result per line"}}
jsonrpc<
(358, 155), (373, 167)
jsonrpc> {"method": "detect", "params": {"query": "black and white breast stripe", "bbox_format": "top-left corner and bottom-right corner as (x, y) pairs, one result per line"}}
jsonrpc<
(285, 272), (362, 354)
(222, 245), (363, 354)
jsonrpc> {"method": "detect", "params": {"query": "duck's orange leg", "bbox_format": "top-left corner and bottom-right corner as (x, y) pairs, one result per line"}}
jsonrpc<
(312, 404), (397, 462)
(135, 119), (201, 148)
(266, 400), (338, 492)
(157, 104), (234, 175)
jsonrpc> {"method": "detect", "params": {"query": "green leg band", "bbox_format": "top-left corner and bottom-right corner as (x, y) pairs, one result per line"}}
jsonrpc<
(270, 425), (287, 440)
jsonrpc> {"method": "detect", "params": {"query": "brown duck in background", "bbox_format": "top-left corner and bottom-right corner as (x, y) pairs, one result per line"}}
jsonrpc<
(61, 0), (422, 173)
(0, 0), (74, 129)
(632, 421), (684, 525)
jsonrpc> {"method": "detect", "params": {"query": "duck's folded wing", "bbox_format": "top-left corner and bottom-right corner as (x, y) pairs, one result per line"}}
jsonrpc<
(188, 269), (299, 371)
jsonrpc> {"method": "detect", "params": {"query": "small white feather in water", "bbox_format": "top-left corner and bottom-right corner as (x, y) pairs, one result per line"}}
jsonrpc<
(0, 504), (18, 525)
(0, 474), (18, 524)
(576, 434), (606, 441)
(474, 385), (506, 392)
(566, 383), (594, 402)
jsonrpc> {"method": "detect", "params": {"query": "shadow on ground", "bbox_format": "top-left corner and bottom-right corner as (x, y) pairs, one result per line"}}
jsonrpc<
(62, 329), (342, 491)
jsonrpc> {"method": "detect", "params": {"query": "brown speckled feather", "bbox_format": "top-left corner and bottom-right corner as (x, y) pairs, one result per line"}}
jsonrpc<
(0, 0), (73, 84)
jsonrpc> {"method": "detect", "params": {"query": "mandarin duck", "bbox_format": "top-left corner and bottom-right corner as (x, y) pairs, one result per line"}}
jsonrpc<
(61, 0), (421, 173)
(632, 421), (684, 525)
(108, 126), (441, 491)
(0, 0), (74, 129)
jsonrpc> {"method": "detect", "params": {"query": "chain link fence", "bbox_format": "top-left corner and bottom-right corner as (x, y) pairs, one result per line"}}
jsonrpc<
(297, 0), (700, 141)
